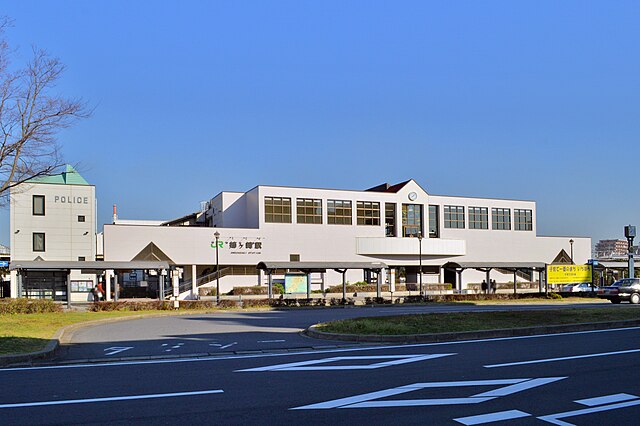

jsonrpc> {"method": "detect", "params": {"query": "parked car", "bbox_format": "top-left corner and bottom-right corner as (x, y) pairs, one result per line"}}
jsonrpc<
(597, 278), (640, 304)
(562, 282), (597, 292)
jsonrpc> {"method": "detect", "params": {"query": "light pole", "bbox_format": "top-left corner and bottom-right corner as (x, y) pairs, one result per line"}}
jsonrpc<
(214, 231), (220, 304)
(418, 231), (423, 297)
(569, 239), (574, 263)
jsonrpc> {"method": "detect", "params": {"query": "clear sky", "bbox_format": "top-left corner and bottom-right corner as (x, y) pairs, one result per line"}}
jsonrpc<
(1, 0), (639, 248)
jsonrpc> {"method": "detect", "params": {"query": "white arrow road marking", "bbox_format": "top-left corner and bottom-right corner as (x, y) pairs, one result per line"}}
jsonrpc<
(0, 389), (224, 409)
(220, 342), (237, 350)
(291, 377), (566, 410)
(238, 354), (454, 372)
(454, 410), (531, 425)
(103, 347), (133, 356)
(538, 395), (640, 425)
(575, 393), (638, 406)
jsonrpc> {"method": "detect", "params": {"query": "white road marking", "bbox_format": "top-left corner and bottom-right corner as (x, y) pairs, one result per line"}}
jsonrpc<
(103, 347), (133, 356)
(454, 410), (531, 425)
(0, 389), (224, 409)
(291, 377), (565, 410)
(258, 340), (286, 343)
(484, 348), (640, 368)
(538, 398), (640, 425)
(576, 393), (638, 407)
(4, 325), (640, 372)
(237, 354), (453, 372)
(171, 346), (182, 349)
(220, 342), (237, 350)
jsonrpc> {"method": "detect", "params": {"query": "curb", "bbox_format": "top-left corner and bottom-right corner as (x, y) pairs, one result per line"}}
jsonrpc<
(304, 319), (640, 343)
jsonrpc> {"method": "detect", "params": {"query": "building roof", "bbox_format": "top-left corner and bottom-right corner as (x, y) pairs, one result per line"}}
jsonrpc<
(9, 260), (170, 271)
(28, 165), (90, 186)
(0, 244), (9, 256)
(443, 261), (547, 270)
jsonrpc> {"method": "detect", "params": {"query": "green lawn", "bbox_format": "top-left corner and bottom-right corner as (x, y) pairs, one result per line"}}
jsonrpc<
(0, 310), (217, 356)
(318, 307), (640, 335)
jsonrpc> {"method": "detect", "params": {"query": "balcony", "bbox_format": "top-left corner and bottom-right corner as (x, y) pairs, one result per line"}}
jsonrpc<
(356, 237), (466, 256)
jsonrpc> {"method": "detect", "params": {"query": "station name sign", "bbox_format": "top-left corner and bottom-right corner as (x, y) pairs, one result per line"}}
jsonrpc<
(211, 236), (264, 255)
(54, 195), (89, 204)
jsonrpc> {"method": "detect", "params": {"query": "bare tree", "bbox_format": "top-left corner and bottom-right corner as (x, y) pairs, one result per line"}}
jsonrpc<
(0, 17), (89, 202)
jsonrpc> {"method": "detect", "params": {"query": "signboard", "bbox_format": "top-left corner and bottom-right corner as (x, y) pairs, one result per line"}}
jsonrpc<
(0, 261), (8, 268)
(547, 264), (592, 284)
(284, 274), (308, 294)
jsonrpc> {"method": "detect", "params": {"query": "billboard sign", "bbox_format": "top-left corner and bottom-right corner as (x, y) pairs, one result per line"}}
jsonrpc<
(547, 264), (592, 284)
(285, 274), (307, 294)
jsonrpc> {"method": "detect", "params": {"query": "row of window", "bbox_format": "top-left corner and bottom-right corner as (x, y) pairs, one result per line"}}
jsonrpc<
(32, 195), (86, 222)
(443, 206), (532, 231)
(265, 197), (382, 226)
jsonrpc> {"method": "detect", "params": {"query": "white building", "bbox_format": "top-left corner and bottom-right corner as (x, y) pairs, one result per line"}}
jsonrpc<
(9, 166), (98, 301)
(103, 179), (591, 297)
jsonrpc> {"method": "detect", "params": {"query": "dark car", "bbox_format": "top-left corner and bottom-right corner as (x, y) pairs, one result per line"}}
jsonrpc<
(598, 278), (640, 304)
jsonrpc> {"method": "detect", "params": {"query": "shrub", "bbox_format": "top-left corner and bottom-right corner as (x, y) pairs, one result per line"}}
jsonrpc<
(272, 283), (285, 295)
(216, 300), (238, 309)
(0, 298), (62, 314)
(242, 298), (272, 308)
(547, 292), (563, 300)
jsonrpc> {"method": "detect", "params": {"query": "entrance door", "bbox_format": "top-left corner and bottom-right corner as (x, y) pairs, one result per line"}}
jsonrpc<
(443, 269), (456, 289)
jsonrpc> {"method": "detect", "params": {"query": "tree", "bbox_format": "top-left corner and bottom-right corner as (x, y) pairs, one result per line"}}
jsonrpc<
(0, 17), (88, 202)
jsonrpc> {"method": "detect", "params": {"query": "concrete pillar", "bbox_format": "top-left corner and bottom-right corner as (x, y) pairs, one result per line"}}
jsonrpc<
(105, 270), (112, 301)
(485, 270), (491, 294)
(159, 272), (165, 300)
(380, 269), (387, 293)
(320, 272), (325, 293)
(306, 272), (311, 299)
(257, 269), (263, 286)
(268, 271), (273, 299)
(457, 270), (463, 293)
(10, 270), (18, 298)
(191, 264), (197, 299)
(114, 272), (119, 302)
(390, 268), (396, 293)
(66, 272), (71, 308)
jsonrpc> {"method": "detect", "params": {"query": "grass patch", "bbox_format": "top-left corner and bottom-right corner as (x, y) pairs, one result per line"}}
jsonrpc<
(0, 310), (218, 356)
(318, 307), (640, 335)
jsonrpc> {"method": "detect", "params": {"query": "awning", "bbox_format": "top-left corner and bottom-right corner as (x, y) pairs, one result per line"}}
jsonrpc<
(443, 262), (546, 270)
(10, 260), (171, 271)
(256, 261), (388, 273)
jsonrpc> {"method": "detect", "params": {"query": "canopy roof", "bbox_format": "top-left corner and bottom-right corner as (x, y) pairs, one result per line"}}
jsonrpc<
(443, 261), (547, 270)
(257, 261), (388, 272)
(10, 260), (170, 271)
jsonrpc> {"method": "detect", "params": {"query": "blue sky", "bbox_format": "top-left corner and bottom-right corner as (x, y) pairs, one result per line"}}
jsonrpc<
(1, 0), (639, 247)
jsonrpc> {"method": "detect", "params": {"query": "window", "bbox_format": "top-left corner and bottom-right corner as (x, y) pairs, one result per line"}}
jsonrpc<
(33, 233), (45, 252)
(297, 198), (322, 224)
(327, 200), (352, 225)
(514, 209), (533, 231)
(356, 201), (380, 226)
(33, 195), (45, 216)
(402, 204), (423, 237)
(78, 256), (86, 261)
(428, 205), (439, 238)
(385, 203), (396, 237)
(78, 215), (86, 222)
(264, 197), (291, 223)
(289, 254), (300, 262)
(468, 207), (488, 229)
(444, 205), (465, 229)
(492, 208), (511, 230)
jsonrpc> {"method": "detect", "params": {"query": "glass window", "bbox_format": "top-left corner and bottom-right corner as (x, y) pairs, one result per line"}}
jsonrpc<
(385, 203), (396, 237)
(327, 200), (352, 225)
(33, 233), (45, 252)
(402, 204), (423, 237)
(468, 207), (488, 229)
(297, 198), (322, 224)
(356, 201), (380, 226)
(33, 195), (45, 216)
(514, 209), (533, 231)
(428, 205), (439, 238)
(264, 197), (291, 223)
(78, 215), (86, 222)
(492, 208), (511, 230)
(444, 205), (465, 229)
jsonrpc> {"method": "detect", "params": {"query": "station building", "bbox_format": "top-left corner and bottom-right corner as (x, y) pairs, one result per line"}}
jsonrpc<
(103, 179), (591, 298)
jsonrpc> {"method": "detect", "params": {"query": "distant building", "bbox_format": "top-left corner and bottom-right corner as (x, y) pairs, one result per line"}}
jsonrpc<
(594, 239), (629, 259)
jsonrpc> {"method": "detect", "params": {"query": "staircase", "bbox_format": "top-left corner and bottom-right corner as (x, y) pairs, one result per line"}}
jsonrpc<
(168, 267), (232, 299)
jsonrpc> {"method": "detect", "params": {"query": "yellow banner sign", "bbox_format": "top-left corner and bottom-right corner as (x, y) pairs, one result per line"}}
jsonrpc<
(547, 264), (592, 284)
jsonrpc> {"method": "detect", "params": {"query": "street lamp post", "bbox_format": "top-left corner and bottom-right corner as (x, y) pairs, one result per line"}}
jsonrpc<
(214, 231), (220, 304)
(418, 232), (423, 297)
(569, 239), (574, 263)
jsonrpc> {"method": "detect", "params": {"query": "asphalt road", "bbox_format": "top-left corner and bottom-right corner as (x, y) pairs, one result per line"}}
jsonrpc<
(2, 324), (640, 425)
(59, 303), (614, 361)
